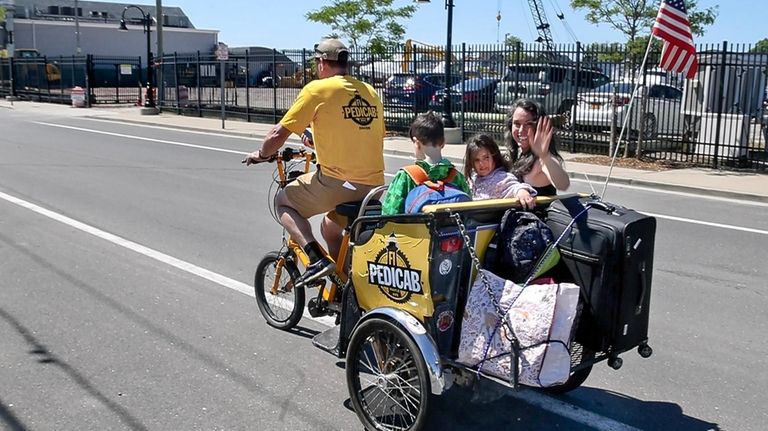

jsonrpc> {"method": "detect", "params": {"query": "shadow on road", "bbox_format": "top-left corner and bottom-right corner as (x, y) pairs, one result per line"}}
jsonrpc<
(0, 306), (150, 431)
(419, 383), (722, 431)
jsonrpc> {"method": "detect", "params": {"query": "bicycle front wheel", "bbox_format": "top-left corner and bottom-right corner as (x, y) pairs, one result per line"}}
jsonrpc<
(254, 251), (305, 330)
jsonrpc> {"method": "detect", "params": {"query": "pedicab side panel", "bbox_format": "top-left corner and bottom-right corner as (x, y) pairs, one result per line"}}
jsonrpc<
(350, 218), (436, 320)
(348, 207), (508, 359)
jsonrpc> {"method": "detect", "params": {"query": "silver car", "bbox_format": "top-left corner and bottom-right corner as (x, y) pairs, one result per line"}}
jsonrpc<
(494, 63), (610, 115)
(571, 82), (684, 140)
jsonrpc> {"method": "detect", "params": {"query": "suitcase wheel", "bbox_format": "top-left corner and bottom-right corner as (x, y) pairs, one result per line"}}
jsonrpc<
(608, 356), (623, 370)
(638, 343), (653, 358)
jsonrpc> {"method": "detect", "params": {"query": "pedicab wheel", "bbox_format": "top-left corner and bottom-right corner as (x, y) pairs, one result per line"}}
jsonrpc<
(346, 318), (432, 431)
(254, 251), (305, 330)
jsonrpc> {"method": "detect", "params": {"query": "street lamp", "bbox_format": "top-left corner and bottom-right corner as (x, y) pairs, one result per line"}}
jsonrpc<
(118, 5), (158, 115)
(415, 0), (456, 128)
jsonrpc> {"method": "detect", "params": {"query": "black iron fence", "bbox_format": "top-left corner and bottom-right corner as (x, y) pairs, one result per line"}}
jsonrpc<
(0, 54), (142, 104)
(2, 41), (766, 171)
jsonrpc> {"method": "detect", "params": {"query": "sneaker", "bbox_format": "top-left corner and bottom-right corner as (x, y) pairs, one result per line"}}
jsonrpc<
(295, 257), (335, 288)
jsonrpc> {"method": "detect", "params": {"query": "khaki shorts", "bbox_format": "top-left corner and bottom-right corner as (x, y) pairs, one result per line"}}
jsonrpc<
(282, 169), (378, 226)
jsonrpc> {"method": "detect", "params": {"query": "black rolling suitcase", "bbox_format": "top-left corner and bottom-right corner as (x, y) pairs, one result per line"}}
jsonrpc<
(545, 196), (655, 360)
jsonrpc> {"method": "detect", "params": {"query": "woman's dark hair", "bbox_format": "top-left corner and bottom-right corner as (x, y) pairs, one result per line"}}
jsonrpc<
(503, 98), (563, 178)
(462, 133), (509, 179)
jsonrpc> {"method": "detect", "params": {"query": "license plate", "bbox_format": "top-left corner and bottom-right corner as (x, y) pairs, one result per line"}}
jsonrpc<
(590, 103), (601, 109)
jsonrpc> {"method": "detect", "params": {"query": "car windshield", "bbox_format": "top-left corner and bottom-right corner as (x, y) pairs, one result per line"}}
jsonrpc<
(504, 65), (568, 83)
(593, 82), (635, 94)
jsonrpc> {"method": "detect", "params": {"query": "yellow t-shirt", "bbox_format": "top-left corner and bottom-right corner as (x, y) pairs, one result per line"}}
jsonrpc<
(280, 75), (385, 185)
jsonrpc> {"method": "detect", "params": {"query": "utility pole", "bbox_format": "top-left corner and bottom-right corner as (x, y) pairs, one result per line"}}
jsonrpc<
(156, 0), (163, 107)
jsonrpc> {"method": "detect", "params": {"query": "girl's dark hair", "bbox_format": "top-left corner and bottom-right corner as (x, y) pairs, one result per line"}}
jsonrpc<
(463, 133), (509, 179)
(503, 98), (563, 178)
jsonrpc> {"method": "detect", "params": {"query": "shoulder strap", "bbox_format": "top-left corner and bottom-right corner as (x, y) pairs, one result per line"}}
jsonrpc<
(403, 165), (429, 185)
(404, 165), (458, 190)
(443, 167), (457, 183)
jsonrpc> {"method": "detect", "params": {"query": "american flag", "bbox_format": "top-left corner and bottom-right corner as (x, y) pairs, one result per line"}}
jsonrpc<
(651, 0), (698, 79)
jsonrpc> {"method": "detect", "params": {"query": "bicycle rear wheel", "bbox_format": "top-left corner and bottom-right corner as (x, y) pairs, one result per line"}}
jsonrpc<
(254, 251), (305, 330)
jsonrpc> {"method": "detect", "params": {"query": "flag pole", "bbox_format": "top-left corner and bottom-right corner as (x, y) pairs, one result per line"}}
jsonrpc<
(600, 35), (656, 200)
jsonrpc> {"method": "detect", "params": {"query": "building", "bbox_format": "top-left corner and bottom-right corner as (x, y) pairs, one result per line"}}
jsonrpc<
(1, 0), (218, 63)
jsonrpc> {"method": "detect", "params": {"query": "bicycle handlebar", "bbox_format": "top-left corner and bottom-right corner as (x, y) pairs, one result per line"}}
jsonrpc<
(242, 147), (315, 165)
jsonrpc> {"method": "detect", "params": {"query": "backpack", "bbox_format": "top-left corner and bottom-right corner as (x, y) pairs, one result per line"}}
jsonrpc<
(485, 209), (558, 284)
(402, 165), (471, 214)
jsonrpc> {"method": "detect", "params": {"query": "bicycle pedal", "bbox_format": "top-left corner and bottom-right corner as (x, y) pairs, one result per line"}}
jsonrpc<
(306, 279), (326, 289)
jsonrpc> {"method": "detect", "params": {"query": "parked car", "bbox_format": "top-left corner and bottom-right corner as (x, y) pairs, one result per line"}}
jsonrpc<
(570, 81), (684, 140)
(383, 71), (480, 112)
(429, 77), (499, 113)
(494, 63), (610, 115)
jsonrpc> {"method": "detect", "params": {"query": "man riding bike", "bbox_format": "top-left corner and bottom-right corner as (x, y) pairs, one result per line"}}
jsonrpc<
(244, 38), (386, 287)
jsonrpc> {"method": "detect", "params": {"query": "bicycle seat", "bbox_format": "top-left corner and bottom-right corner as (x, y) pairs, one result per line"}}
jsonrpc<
(335, 200), (381, 224)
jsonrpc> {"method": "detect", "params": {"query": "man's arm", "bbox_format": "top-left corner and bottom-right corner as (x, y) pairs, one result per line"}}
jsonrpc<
(244, 124), (293, 165)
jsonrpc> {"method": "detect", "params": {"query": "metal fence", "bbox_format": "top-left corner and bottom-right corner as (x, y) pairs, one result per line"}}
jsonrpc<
(0, 54), (142, 104)
(2, 41), (766, 171)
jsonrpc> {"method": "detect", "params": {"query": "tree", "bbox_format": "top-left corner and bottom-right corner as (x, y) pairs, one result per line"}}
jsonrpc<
(570, 0), (718, 61)
(751, 38), (768, 53)
(305, 0), (417, 54)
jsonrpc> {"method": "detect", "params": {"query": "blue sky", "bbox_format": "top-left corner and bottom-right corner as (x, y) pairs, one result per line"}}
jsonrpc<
(100, 0), (764, 49)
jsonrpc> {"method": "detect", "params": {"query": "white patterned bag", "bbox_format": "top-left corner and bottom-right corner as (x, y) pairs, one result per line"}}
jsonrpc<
(457, 269), (580, 387)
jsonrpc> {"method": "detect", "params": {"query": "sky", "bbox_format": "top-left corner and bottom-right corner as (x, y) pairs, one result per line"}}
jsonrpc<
(96, 0), (765, 50)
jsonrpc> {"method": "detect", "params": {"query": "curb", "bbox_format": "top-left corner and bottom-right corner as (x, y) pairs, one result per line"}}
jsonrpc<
(86, 114), (768, 204)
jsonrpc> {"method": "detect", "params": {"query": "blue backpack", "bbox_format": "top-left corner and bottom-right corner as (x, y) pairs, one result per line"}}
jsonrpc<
(402, 165), (471, 213)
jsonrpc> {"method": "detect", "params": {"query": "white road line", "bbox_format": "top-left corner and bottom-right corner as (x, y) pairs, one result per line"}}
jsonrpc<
(507, 390), (643, 431)
(571, 177), (768, 208)
(0, 188), (638, 430)
(0, 189), (337, 327)
(645, 211), (768, 235)
(35, 122), (250, 155)
(83, 117), (262, 140)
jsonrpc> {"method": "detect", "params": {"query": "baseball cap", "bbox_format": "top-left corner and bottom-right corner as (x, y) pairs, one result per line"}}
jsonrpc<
(313, 39), (348, 61)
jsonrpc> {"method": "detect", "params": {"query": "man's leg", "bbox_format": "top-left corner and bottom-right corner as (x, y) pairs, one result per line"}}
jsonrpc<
(275, 190), (315, 248)
(321, 214), (343, 262)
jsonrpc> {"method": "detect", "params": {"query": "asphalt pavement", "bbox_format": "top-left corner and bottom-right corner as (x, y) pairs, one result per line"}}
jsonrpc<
(4, 100), (767, 203)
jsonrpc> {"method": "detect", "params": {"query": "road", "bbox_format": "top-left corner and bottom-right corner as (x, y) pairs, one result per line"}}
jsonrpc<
(0, 109), (766, 431)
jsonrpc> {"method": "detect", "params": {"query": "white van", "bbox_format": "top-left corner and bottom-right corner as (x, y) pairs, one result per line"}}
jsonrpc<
(494, 63), (609, 115)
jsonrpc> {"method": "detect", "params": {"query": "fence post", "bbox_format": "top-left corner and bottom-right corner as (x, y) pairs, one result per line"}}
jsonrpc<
(85, 54), (92, 108)
(460, 42), (466, 135)
(196, 51), (202, 117)
(8, 57), (17, 100)
(712, 40), (728, 169)
(174, 52), (180, 114)
(245, 49), (251, 122)
(514, 42), (521, 101)
(571, 41), (580, 153)
(272, 48), (278, 124)
(114, 63), (120, 103)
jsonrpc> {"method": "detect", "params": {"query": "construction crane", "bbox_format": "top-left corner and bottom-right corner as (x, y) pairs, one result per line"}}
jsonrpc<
(527, 0), (557, 58)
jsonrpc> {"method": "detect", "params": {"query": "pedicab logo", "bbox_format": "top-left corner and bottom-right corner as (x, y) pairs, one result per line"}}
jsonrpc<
(342, 94), (378, 127)
(367, 235), (423, 303)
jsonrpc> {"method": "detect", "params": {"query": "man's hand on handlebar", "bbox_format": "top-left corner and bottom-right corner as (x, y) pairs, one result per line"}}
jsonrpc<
(242, 149), (272, 165)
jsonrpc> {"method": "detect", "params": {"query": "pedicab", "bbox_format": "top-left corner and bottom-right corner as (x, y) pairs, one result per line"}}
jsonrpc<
(249, 147), (656, 431)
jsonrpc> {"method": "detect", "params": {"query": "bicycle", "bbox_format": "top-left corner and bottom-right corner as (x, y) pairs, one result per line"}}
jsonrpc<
(245, 146), (384, 332)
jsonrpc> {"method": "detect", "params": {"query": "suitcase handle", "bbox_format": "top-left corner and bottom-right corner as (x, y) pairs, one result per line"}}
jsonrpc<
(635, 261), (647, 315)
(586, 200), (616, 213)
